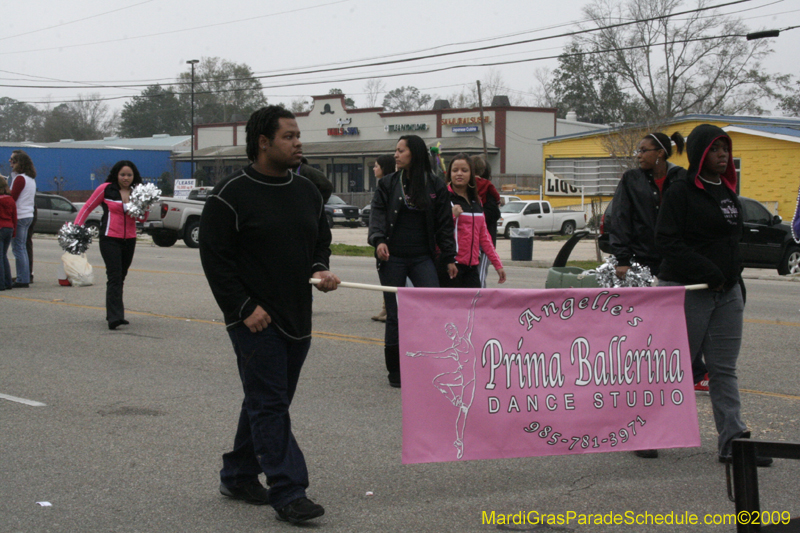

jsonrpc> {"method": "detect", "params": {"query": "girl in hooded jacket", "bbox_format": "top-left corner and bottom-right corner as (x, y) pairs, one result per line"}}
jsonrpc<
(655, 124), (771, 467)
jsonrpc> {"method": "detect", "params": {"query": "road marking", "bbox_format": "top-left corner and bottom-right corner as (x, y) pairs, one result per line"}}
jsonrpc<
(744, 318), (800, 328)
(37, 260), (207, 277)
(4, 295), (797, 360)
(0, 393), (46, 407)
(0, 294), (385, 345)
(740, 389), (800, 401)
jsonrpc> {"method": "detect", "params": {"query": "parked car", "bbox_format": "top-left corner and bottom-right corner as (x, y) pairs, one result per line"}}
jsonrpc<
(186, 186), (212, 202)
(360, 204), (371, 227)
(739, 196), (799, 275)
(32, 192), (102, 234)
(499, 194), (521, 206)
(72, 201), (104, 233)
(141, 196), (205, 248)
(598, 196), (800, 275)
(497, 200), (586, 238)
(324, 194), (360, 227)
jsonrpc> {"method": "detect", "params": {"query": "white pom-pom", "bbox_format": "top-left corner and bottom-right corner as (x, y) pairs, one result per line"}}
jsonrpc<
(590, 256), (654, 288)
(127, 183), (161, 219)
(57, 222), (93, 255)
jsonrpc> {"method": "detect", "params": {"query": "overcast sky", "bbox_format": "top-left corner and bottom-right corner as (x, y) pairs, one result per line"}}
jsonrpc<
(3, 0), (799, 114)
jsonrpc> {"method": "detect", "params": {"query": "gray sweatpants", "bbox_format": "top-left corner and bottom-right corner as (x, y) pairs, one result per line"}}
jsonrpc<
(660, 281), (748, 457)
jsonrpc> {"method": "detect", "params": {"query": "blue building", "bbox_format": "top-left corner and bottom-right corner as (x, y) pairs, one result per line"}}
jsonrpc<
(1, 135), (191, 202)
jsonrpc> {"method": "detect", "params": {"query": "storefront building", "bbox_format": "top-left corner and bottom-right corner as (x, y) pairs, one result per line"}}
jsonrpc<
(179, 93), (602, 197)
(541, 114), (800, 219)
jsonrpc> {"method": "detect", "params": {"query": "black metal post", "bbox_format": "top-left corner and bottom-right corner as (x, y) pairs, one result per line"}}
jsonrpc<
(186, 59), (199, 181)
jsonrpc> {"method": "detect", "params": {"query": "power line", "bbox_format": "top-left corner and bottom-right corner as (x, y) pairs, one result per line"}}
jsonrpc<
(0, 0), (155, 42)
(0, 0), (760, 92)
(12, 29), (788, 107)
(0, 0), (349, 56)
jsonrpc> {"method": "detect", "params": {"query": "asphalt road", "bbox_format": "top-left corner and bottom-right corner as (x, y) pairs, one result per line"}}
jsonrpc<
(1, 235), (799, 533)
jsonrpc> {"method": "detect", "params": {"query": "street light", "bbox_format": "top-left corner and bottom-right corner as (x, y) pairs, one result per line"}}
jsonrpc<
(187, 59), (199, 182)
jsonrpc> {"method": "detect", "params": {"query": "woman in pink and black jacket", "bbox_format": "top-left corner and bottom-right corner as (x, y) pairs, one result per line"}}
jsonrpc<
(75, 160), (147, 330)
(439, 153), (506, 288)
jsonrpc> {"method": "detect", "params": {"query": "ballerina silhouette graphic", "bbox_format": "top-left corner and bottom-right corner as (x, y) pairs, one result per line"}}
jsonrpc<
(407, 291), (481, 459)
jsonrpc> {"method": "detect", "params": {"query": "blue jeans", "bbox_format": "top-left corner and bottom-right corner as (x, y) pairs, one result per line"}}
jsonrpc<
(378, 255), (439, 347)
(661, 281), (747, 456)
(0, 227), (13, 289)
(221, 325), (311, 510)
(12, 217), (33, 284)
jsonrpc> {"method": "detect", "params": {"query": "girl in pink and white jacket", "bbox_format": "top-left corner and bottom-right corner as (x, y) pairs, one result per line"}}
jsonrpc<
(75, 160), (148, 330)
(438, 153), (506, 288)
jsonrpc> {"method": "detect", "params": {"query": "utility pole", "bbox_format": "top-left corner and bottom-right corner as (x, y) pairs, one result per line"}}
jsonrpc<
(186, 59), (200, 181)
(476, 80), (488, 161)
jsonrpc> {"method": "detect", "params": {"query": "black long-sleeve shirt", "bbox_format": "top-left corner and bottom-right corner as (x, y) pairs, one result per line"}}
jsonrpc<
(199, 165), (331, 340)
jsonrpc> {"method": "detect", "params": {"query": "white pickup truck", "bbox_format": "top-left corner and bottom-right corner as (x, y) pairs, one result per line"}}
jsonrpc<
(497, 200), (586, 238)
(142, 196), (205, 248)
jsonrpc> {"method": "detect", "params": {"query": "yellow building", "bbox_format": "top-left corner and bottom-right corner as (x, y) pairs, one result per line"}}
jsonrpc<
(540, 115), (800, 220)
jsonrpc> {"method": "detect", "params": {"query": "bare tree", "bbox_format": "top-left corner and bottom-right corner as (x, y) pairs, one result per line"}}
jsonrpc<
(382, 86), (432, 112)
(599, 118), (668, 173)
(530, 67), (559, 108)
(438, 87), (475, 109)
(363, 79), (386, 108)
(436, 71), (526, 110)
(177, 57), (268, 124)
(579, 0), (782, 118)
(73, 93), (119, 136)
(469, 69), (523, 105)
(289, 98), (310, 113)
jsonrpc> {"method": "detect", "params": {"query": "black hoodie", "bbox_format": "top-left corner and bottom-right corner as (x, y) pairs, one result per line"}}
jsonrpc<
(655, 124), (743, 290)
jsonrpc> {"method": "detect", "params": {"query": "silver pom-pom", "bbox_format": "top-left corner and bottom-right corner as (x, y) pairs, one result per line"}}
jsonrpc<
(127, 183), (161, 219)
(58, 222), (93, 255)
(590, 256), (654, 288)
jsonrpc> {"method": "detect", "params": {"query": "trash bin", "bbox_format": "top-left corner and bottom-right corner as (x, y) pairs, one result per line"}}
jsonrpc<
(509, 227), (534, 261)
(545, 267), (599, 289)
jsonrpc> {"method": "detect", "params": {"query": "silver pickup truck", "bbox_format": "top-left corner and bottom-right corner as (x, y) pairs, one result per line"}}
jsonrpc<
(142, 195), (205, 248)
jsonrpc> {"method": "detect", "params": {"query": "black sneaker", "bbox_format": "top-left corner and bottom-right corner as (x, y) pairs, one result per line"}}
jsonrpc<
(219, 480), (269, 505)
(719, 430), (773, 467)
(388, 372), (401, 388)
(275, 497), (324, 524)
(633, 449), (659, 459)
(718, 454), (773, 467)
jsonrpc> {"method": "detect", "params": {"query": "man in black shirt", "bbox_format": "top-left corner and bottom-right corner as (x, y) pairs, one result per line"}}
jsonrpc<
(199, 105), (340, 524)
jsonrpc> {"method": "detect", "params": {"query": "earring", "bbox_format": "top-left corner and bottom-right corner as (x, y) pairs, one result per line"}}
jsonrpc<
(655, 157), (660, 165)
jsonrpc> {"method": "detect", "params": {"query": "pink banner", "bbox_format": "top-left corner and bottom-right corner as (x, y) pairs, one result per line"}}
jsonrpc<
(398, 287), (699, 464)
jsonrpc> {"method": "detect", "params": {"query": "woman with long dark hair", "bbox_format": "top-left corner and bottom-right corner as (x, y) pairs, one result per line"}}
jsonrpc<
(75, 160), (148, 330)
(368, 135), (456, 387)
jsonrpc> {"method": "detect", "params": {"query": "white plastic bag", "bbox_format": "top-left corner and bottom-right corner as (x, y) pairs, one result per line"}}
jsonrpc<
(61, 252), (94, 287)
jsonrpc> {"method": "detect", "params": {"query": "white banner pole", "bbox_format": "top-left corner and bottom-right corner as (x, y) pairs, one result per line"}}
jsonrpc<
(309, 279), (708, 292)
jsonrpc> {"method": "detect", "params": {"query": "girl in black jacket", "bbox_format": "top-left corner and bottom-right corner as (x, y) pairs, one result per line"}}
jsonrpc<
(655, 124), (770, 466)
(368, 135), (457, 387)
(609, 131), (684, 279)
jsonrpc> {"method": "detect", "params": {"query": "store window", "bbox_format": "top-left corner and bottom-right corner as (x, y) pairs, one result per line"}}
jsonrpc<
(332, 163), (365, 192)
(545, 158), (621, 196)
